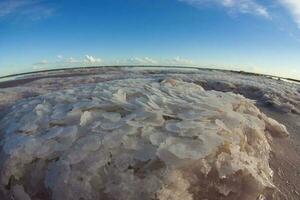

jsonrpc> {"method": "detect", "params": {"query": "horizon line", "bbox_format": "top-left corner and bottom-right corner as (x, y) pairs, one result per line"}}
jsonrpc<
(0, 65), (299, 83)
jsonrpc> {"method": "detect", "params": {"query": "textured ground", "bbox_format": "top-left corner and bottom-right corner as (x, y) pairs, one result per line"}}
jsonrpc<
(0, 67), (299, 200)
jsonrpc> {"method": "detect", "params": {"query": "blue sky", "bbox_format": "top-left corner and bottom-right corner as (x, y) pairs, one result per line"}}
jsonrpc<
(1, 0), (300, 79)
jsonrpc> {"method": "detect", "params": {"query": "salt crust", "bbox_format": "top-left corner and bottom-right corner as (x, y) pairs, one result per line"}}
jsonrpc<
(0, 79), (289, 200)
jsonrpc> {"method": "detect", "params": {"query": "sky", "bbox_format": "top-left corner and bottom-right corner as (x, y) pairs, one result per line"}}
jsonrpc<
(0, 0), (300, 79)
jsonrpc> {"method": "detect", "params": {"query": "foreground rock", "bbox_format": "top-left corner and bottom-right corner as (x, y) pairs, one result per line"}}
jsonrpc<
(0, 79), (289, 200)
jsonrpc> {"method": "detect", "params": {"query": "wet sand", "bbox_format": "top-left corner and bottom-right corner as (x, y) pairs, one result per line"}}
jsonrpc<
(259, 106), (300, 200)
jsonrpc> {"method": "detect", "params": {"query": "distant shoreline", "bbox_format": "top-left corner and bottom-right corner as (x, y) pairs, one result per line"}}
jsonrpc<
(0, 65), (299, 84)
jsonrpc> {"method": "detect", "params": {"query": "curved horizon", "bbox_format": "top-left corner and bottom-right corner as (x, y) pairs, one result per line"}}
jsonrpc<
(1, 0), (300, 80)
(1, 65), (299, 83)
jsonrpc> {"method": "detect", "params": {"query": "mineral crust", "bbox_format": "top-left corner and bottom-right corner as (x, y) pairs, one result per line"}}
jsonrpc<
(0, 79), (289, 200)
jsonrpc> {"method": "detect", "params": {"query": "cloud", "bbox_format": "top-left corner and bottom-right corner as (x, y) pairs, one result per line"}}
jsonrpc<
(65, 57), (78, 63)
(32, 60), (49, 70)
(32, 56), (194, 67)
(33, 55), (103, 67)
(127, 57), (157, 65)
(178, 0), (270, 18)
(279, 0), (300, 29)
(84, 55), (102, 64)
(0, 0), (55, 20)
(57, 55), (63, 60)
(168, 57), (194, 65)
(33, 59), (48, 66)
(56, 56), (79, 63)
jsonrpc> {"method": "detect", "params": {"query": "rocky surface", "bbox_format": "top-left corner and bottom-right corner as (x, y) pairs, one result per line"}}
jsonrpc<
(0, 76), (290, 200)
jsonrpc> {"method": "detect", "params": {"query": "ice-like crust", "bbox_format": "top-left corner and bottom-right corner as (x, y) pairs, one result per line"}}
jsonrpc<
(0, 78), (289, 200)
(1, 68), (299, 115)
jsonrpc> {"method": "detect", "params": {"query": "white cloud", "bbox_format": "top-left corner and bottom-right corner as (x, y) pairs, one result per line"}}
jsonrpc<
(65, 57), (78, 63)
(33, 55), (103, 67)
(84, 55), (102, 64)
(33, 56), (194, 68)
(178, 0), (270, 18)
(142, 57), (158, 64)
(33, 60), (48, 66)
(0, 0), (28, 17)
(0, 0), (55, 20)
(279, 0), (300, 29)
(57, 56), (79, 63)
(57, 55), (63, 60)
(32, 60), (49, 70)
(127, 57), (157, 65)
(169, 57), (194, 65)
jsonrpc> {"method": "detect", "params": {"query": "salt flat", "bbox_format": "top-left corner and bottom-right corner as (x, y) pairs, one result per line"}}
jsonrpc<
(0, 67), (299, 200)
